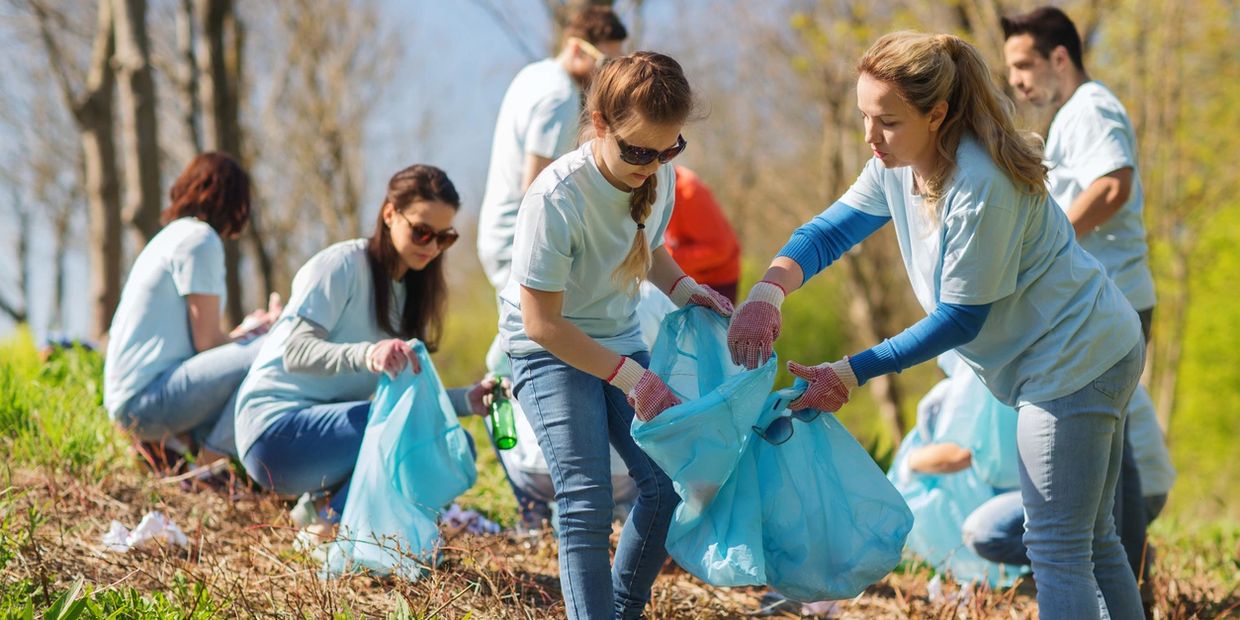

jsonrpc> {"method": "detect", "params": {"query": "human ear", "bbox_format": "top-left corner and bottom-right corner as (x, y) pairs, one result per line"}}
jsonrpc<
(928, 100), (949, 132)
(591, 110), (609, 140)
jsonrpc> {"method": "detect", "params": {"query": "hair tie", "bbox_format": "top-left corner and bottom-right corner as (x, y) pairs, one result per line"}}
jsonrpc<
(636, 223), (645, 230)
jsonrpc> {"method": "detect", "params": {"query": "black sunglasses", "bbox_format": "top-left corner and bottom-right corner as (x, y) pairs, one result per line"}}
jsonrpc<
(752, 384), (821, 446)
(615, 134), (688, 166)
(399, 212), (459, 249)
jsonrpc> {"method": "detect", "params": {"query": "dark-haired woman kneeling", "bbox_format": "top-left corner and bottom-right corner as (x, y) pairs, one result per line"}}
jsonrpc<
(104, 152), (278, 467)
(234, 164), (489, 540)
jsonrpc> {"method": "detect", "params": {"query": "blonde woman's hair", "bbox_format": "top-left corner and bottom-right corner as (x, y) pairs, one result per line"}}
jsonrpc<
(857, 32), (1048, 214)
(586, 51), (693, 296)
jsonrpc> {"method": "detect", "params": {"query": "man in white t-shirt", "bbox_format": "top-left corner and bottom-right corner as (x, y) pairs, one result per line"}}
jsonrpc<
(1002, 6), (1165, 604)
(477, 7), (628, 293)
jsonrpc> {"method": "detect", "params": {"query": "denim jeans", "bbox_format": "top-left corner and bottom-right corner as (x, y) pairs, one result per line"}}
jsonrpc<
(1015, 343), (1144, 619)
(510, 351), (679, 620)
(241, 401), (371, 517)
(117, 337), (263, 457)
(961, 491), (1029, 566)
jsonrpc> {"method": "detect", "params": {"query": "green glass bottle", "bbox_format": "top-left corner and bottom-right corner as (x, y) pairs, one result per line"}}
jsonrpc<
(489, 384), (518, 450)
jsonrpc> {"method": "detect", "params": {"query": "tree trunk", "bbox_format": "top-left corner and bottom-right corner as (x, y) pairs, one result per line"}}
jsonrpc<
(81, 2), (124, 343)
(176, 0), (201, 154)
(34, 0), (124, 342)
(821, 90), (908, 448)
(2, 194), (30, 323)
(113, 0), (163, 249)
(196, 0), (255, 324)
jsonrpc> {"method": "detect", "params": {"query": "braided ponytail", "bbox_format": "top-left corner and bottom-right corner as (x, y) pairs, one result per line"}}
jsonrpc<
(612, 174), (658, 295)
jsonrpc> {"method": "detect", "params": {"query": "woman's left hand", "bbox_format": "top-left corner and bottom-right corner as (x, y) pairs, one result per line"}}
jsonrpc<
(669, 275), (734, 317)
(787, 358), (858, 412)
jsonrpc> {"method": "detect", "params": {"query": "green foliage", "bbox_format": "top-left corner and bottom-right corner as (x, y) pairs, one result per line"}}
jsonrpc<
(0, 576), (227, 619)
(0, 331), (130, 482)
(1168, 203), (1240, 521)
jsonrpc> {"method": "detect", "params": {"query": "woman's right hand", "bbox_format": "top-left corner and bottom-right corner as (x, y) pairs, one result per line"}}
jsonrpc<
(727, 281), (786, 369)
(230, 292), (284, 339)
(366, 338), (419, 377)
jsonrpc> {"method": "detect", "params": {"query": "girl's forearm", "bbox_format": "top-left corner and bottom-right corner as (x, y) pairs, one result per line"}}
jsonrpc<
(528, 315), (626, 380)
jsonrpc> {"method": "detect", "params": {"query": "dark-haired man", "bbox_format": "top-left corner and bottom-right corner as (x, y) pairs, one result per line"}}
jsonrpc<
(999, 7), (1167, 608)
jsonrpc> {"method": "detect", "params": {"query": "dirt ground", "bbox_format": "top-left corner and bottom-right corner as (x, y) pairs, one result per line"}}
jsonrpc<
(4, 470), (1235, 619)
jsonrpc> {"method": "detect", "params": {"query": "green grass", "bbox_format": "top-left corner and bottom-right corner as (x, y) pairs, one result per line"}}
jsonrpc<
(0, 332), (130, 483)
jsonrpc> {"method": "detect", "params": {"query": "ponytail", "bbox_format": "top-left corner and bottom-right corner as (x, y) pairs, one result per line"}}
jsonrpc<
(612, 175), (658, 296)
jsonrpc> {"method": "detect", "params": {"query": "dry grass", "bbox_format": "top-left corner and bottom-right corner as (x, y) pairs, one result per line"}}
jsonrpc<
(3, 466), (1236, 619)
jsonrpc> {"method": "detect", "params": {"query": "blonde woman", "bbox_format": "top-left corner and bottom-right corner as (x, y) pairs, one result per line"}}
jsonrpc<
(728, 33), (1143, 619)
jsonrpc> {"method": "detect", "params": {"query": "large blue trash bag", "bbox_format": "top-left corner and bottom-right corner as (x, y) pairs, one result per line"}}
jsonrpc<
(632, 306), (914, 602)
(323, 341), (477, 578)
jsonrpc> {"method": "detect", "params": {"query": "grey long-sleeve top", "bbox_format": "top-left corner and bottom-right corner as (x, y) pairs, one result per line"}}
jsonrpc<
(283, 317), (473, 415)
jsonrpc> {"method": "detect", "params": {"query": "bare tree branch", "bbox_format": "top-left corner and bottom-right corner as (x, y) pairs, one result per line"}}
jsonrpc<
(464, 0), (541, 62)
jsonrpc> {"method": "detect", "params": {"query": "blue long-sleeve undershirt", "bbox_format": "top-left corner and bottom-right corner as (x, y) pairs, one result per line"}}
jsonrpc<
(847, 303), (990, 385)
(776, 202), (991, 385)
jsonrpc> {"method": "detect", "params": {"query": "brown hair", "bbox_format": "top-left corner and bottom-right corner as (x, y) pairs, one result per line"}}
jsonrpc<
(586, 51), (694, 296)
(1001, 7), (1086, 73)
(857, 32), (1048, 214)
(366, 164), (460, 351)
(563, 6), (627, 46)
(162, 152), (251, 237)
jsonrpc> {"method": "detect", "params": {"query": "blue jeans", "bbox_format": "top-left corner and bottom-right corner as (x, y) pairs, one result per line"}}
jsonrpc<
(510, 351), (679, 620)
(242, 400), (479, 518)
(117, 337), (263, 457)
(242, 401), (371, 517)
(961, 491), (1029, 566)
(1015, 343), (1144, 619)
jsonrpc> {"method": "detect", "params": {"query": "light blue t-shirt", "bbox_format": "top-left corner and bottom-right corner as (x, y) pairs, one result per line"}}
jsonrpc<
(104, 218), (226, 417)
(477, 58), (583, 290)
(499, 141), (676, 357)
(234, 239), (403, 457)
(1046, 81), (1155, 311)
(839, 137), (1140, 406)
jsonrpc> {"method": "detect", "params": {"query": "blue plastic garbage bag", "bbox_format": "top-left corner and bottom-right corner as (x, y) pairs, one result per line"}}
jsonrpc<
(925, 354), (1021, 491)
(323, 341), (477, 578)
(888, 372), (1027, 588)
(632, 306), (914, 602)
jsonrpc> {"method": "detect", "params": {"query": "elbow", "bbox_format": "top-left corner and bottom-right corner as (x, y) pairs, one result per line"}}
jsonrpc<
(1110, 184), (1132, 212)
(523, 315), (554, 346)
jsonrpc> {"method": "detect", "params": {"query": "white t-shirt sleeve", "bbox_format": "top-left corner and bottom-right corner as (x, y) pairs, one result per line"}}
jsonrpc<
(512, 192), (576, 292)
(525, 95), (579, 159)
(170, 227), (226, 298)
(838, 157), (891, 217)
(1062, 108), (1135, 187)
(938, 177), (1023, 305)
(294, 252), (358, 333)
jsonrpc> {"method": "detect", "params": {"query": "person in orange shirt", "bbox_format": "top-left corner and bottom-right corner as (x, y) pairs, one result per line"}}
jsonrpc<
(668, 166), (741, 302)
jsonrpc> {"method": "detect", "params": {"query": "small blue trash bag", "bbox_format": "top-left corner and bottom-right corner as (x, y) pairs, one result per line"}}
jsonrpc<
(887, 353), (1027, 587)
(323, 341), (477, 578)
(631, 306), (914, 602)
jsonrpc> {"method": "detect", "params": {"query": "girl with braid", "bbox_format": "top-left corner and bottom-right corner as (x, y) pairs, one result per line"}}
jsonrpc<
(498, 52), (732, 619)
